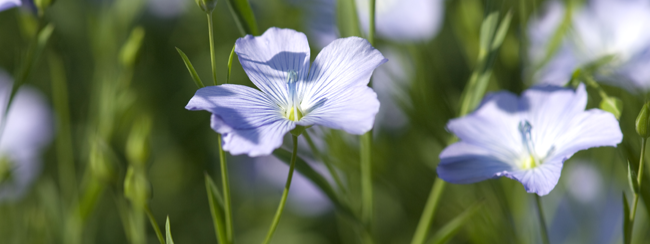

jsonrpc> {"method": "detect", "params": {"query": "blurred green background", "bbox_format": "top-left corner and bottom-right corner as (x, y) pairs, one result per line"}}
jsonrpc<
(0, 0), (648, 243)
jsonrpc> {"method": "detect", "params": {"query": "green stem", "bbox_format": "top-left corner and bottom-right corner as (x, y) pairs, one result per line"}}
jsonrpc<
(262, 135), (299, 244)
(360, 132), (373, 228)
(218, 135), (234, 243)
(207, 13), (218, 86)
(227, 44), (235, 84)
(630, 138), (647, 235)
(368, 0), (376, 46)
(410, 178), (446, 244)
(145, 206), (166, 244)
(535, 195), (550, 244)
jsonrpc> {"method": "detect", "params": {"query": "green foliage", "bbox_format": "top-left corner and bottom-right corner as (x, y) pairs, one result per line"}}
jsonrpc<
(225, 0), (259, 36)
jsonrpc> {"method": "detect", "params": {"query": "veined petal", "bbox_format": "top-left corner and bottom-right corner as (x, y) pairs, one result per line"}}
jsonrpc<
(185, 84), (283, 130)
(438, 142), (515, 184)
(235, 27), (311, 107)
(211, 115), (295, 157)
(505, 158), (564, 196)
(447, 91), (524, 162)
(548, 109), (622, 161)
(0, 0), (21, 12)
(522, 84), (589, 156)
(298, 86), (379, 134)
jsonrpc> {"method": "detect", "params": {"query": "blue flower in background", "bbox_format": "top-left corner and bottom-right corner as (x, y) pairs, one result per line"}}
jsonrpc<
(0, 71), (53, 201)
(355, 0), (444, 42)
(437, 84), (622, 196)
(0, 0), (21, 11)
(529, 0), (650, 92)
(186, 27), (386, 157)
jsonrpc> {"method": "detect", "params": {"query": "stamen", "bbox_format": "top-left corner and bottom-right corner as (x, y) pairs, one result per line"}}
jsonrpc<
(518, 120), (540, 168)
(285, 70), (302, 121)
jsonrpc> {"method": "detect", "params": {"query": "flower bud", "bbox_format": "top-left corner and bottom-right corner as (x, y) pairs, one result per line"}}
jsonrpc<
(34, 0), (56, 16)
(635, 102), (650, 138)
(124, 166), (152, 209)
(195, 0), (217, 13)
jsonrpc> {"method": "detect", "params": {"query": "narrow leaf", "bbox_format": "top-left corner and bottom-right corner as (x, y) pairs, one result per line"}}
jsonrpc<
(175, 47), (205, 88)
(166, 216), (175, 244)
(225, 0), (259, 36)
(478, 12), (499, 60)
(227, 44), (235, 84)
(427, 202), (483, 244)
(205, 174), (228, 244)
(628, 161), (639, 194)
(491, 10), (512, 51)
(336, 0), (362, 37)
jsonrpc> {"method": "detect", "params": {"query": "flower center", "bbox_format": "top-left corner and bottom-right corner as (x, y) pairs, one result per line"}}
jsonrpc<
(518, 121), (541, 169)
(284, 70), (303, 121)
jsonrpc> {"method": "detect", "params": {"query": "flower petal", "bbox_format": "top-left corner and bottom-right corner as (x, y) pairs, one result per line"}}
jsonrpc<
(0, 0), (21, 12)
(437, 141), (515, 184)
(505, 158), (564, 196)
(447, 91), (524, 163)
(356, 0), (444, 41)
(211, 115), (295, 157)
(549, 109), (622, 161)
(235, 27), (311, 107)
(185, 84), (282, 130)
(299, 86), (379, 134)
(297, 37), (386, 134)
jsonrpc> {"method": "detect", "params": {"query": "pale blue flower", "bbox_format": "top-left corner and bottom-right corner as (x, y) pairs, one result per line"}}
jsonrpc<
(529, 0), (650, 92)
(437, 84), (622, 196)
(355, 0), (444, 42)
(0, 71), (53, 201)
(0, 0), (21, 11)
(186, 27), (386, 157)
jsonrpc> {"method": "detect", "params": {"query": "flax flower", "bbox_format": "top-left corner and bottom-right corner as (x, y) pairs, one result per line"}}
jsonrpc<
(0, 0), (20, 11)
(186, 27), (386, 157)
(529, 0), (650, 91)
(437, 84), (622, 195)
(0, 71), (53, 200)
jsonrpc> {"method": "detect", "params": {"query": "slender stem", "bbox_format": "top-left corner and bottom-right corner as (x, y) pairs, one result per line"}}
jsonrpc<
(207, 10), (232, 242)
(218, 134), (234, 243)
(630, 138), (647, 235)
(410, 178), (446, 244)
(359, 1), (376, 241)
(360, 132), (373, 228)
(368, 0), (376, 46)
(535, 195), (550, 244)
(207, 13), (218, 86)
(262, 136), (299, 244)
(145, 206), (165, 244)
(227, 44), (235, 84)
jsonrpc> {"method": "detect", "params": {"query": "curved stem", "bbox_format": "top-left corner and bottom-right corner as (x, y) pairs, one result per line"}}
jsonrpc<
(207, 13), (218, 86)
(535, 195), (550, 244)
(630, 137), (647, 236)
(410, 178), (445, 244)
(262, 136), (299, 244)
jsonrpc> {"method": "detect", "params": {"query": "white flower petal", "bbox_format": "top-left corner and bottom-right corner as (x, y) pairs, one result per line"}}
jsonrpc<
(212, 115), (295, 157)
(438, 141), (515, 184)
(235, 27), (311, 107)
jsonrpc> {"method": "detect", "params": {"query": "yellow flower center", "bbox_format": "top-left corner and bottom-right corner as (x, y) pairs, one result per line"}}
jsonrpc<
(287, 107), (303, 121)
(521, 155), (538, 170)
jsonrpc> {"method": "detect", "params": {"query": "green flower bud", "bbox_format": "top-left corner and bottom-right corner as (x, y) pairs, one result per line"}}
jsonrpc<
(600, 96), (623, 120)
(119, 27), (145, 68)
(126, 116), (152, 167)
(196, 0), (218, 13)
(124, 167), (152, 209)
(635, 102), (650, 138)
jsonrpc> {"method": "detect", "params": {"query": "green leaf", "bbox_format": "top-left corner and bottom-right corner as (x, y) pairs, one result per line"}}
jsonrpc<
(623, 192), (632, 244)
(490, 10), (512, 51)
(225, 0), (259, 36)
(273, 149), (358, 221)
(600, 96), (623, 120)
(166, 216), (175, 244)
(478, 12), (499, 60)
(628, 161), (640, 194)
(204, 174), (228, 244)
(175, 47), (205, 88)
(336, 0), (362, 37)
(119, 26), (146, 68)
(227, 44), (235, 84)
(427, 202), (483, 244)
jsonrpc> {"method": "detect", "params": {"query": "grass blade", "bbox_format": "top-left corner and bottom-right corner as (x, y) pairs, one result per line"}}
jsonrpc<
(175, 47), (205, 88)
(427, 202), (483, 244)
(225, 0), (259, 36)
(205, 174), (228, 244)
